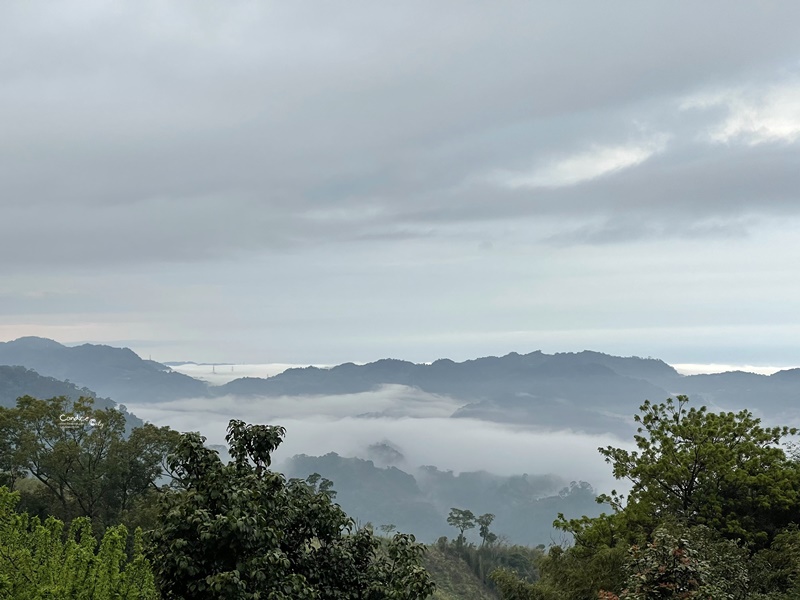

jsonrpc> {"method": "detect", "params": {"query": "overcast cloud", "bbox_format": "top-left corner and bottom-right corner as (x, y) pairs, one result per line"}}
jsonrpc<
(2, 2), (800, 365)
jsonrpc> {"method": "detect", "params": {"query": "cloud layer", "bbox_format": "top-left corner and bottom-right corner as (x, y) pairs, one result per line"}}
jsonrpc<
(126, 386), (629, 493)
(4, 2), (800, 267)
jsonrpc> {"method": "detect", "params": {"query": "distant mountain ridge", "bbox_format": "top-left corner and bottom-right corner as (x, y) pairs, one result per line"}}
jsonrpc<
(213, 351), (800, 431)
(1, 337), (798, 433)
(216, 351), (679, 399)
(0, 337), (208, 405)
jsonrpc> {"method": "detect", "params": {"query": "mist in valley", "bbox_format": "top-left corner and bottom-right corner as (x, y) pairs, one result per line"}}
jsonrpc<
(130, 387), (624, 483)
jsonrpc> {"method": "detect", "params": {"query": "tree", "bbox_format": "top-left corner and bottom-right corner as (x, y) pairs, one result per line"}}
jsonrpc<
(0, 486), (157, 599)
(447, 508), (476, 545)
(148, 419), (435, 599)
(598, 396), (800, 548)
(493, 397), (800, 600)
(477, 513), (497, 547)
(0, 395), (179, 528)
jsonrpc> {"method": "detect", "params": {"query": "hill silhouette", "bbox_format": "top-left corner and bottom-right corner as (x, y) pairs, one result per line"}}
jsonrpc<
(0, 337), (208, 405)
(1, 338), (799, 433)
(281, 452), (600, 546)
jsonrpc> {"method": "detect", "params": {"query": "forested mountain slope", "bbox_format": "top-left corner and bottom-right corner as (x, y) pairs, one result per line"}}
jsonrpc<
(282, 452), (602, 546)
(0, 337), (208, 404)
(0, 365), (144, 429)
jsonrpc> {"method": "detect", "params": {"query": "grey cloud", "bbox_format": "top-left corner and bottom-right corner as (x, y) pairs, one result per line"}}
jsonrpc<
(545, 216), (756, 246)
(409, 138), (800, 231)
(3, 2), (800, 268)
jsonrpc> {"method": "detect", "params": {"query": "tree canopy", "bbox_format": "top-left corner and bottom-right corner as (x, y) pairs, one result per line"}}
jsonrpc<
(0, 395), (179, 529)
(148, 419), (435, 599)
(495, 396), (800, 600)
(598, 395), (800, 548)
(447, 508), (476, 545)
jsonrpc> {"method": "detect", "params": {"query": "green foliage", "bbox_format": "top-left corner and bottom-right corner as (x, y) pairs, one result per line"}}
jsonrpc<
(554, 511), (629, 549)
(748, 526), (800, 598)
(533, 543), (627, 600)
(490, 568), (539, 600)
(0, 395), (179, 529)
(598, 396), (800, 549)
(607, 524), (749, 600)
(434, 530), (540, 599)
(477, 513), (497, 547)
(423, 544), (497, 600)
(447, 508), (476, 546)
(494, 397), (800, 600)
(148, 419), (435, 599)
(0, 486), (157, 599)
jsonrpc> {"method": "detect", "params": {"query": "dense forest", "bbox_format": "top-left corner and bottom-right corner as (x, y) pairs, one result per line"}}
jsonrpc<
(490, 397), (800, 600)
(4, 391), (800, 598)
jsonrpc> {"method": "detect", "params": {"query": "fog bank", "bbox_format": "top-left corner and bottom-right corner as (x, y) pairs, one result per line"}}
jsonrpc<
(127, 385), (631, 494)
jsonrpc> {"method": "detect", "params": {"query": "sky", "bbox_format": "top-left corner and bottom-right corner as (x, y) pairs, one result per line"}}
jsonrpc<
(3, 1), (800, 366)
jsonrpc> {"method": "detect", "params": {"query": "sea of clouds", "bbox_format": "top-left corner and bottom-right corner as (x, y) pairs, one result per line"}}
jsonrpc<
(128, 379), (632, 496)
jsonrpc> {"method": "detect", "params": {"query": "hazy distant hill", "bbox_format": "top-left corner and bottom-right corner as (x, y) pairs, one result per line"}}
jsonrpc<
(0, 337), (208, 405)
(217, 351), (678, 401)
(281, 452), (601, 546)
(216, 351), (800, 432)
(678, 369), (800, 415)
(216, 351), (678, 433)
(0, 365), (144, 429)
(285, 453), (444, 537)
